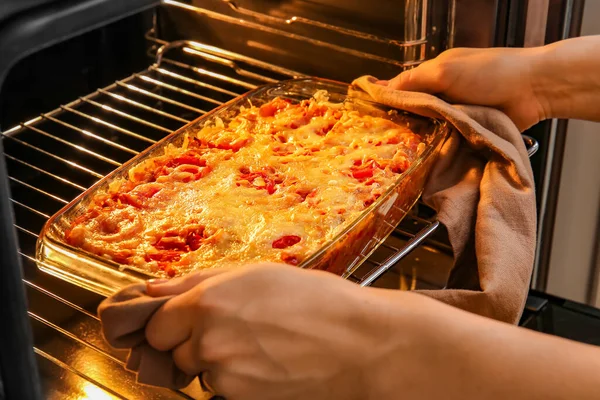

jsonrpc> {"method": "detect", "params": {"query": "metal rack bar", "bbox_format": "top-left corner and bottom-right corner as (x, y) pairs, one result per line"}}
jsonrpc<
(81, 97), (172, 133)
(97, 88), (190, 123)
(23, 277), (99, 321)
(116, 81), (207, 114)
(10, 199), (50, 219)
(138, 74), (225, 105)
(0, 131), (105, 178)
(20, 123), (123, 166)
(155, 41), (282, 84)
(159, 58), (257, 90)
(33, 347), (127, 400)
(219, 0), (429, 46)
(151, 66), (240, 97)
(359, 221), (441, 286)
(147, 34), (303, 79)
(4, 154), (87, 191)
(8, 177), (69, 204)
(162, 1), (422, 67)
(60, 105), (156, 144)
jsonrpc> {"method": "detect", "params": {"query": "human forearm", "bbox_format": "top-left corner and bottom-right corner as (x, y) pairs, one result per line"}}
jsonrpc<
(364, 290), (600, 400)
(531, 35), (600, 123)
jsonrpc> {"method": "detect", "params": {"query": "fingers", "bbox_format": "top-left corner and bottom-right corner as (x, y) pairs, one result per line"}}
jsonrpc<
(146, 268), (228, 297)
(173, 336), (211, 375)
(382, 58), (453, 94)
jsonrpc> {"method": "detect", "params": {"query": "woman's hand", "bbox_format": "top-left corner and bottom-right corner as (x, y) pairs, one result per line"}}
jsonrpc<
(143, 263), (600, 400)
(378, 47), (546, 131)
(144, 264), (386, 400)
(379, 36), (600, 131)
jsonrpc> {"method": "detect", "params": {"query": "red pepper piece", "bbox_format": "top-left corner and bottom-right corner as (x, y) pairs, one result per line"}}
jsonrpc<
(111, 250), (133, 264)
(117, 193), (144, 209)
(154, 236), (188, 251)
(316, 123), (335, 136)
(351, 167), (374, 180)
(364, 194), (381, 207)
(272, 235), (301, 249)
(156, 262), (177, 277)
(207, 139), (249, 152)
(186, 227), (206, 251)
(351, 159), (383, 180)
(259, 98), (292, 117)
(296, 188), (316, 202)
(168, 155), (207, 168)
(136, 185), (161, 199)
(146, 251), (182, 263)
(239, 171), (279, 194)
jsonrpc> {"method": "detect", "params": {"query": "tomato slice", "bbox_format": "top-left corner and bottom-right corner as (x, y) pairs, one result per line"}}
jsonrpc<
(272, 235), (301, 249)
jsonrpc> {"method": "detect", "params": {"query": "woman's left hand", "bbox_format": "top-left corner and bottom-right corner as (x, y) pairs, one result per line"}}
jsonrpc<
(144, 263), (385, 400)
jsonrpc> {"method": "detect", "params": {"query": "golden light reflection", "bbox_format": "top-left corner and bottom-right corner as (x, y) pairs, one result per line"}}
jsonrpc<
(79, 382), (116, 400)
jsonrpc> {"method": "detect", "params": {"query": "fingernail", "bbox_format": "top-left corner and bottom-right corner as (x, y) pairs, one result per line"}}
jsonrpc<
(147, 278), (168, 286)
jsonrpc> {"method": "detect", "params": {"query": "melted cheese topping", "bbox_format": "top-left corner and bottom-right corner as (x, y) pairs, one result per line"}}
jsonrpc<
(66, 94), (426, 277)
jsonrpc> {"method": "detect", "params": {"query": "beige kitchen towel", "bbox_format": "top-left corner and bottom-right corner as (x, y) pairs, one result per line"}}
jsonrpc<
(352, 75), (537, 324)
(97, 283), (195, 389)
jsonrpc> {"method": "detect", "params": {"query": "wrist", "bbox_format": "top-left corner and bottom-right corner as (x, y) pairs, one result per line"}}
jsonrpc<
(527, 36), (600, 123)
(524, 45), (556, 124)
(528, 44), (558, 122)
(357, 290), (440, 400)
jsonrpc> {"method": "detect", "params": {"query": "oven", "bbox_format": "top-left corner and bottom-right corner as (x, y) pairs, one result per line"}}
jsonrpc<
(0, 0), (596, 398)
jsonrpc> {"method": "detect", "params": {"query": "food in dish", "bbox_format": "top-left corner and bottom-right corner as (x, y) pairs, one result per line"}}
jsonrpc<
(64, 92), (426, 277)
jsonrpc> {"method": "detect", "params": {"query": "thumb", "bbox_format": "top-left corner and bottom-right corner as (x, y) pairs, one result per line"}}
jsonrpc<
(146, 268), (228, 297)
(387, 61), (447, 94)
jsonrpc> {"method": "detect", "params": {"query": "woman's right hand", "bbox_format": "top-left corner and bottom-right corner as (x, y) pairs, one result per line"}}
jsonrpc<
(377, 47), (547, 131)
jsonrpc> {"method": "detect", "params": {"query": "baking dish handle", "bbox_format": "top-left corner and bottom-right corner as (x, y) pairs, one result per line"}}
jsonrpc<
(358, 133), (540, 287)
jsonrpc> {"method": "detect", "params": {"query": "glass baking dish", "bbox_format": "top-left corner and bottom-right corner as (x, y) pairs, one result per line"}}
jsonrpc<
(36, 77), (450, 296)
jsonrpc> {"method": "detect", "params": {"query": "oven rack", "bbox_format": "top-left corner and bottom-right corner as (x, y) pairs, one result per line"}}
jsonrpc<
(163, 0), (430, 68)
(2, 39), (537, 398)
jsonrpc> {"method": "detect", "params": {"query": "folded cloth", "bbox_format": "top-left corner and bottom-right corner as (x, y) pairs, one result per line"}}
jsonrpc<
(97, 76), (537, 388)
(97, 283), (195, 389)
(352, 75), (537, 324)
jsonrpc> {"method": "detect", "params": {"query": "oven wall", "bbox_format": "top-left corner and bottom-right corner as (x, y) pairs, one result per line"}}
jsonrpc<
(0, 11), (153, 131)
(546, 0), (600, 305)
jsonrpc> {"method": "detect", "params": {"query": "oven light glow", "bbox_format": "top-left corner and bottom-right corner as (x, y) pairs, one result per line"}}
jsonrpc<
(79, 382), (114, 400)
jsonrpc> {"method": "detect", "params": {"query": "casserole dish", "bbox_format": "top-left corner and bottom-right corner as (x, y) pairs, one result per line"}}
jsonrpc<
(36, 77), (450, 296)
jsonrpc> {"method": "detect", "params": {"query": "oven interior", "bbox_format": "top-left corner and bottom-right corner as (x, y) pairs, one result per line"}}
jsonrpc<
(0, 1), (585, 399)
